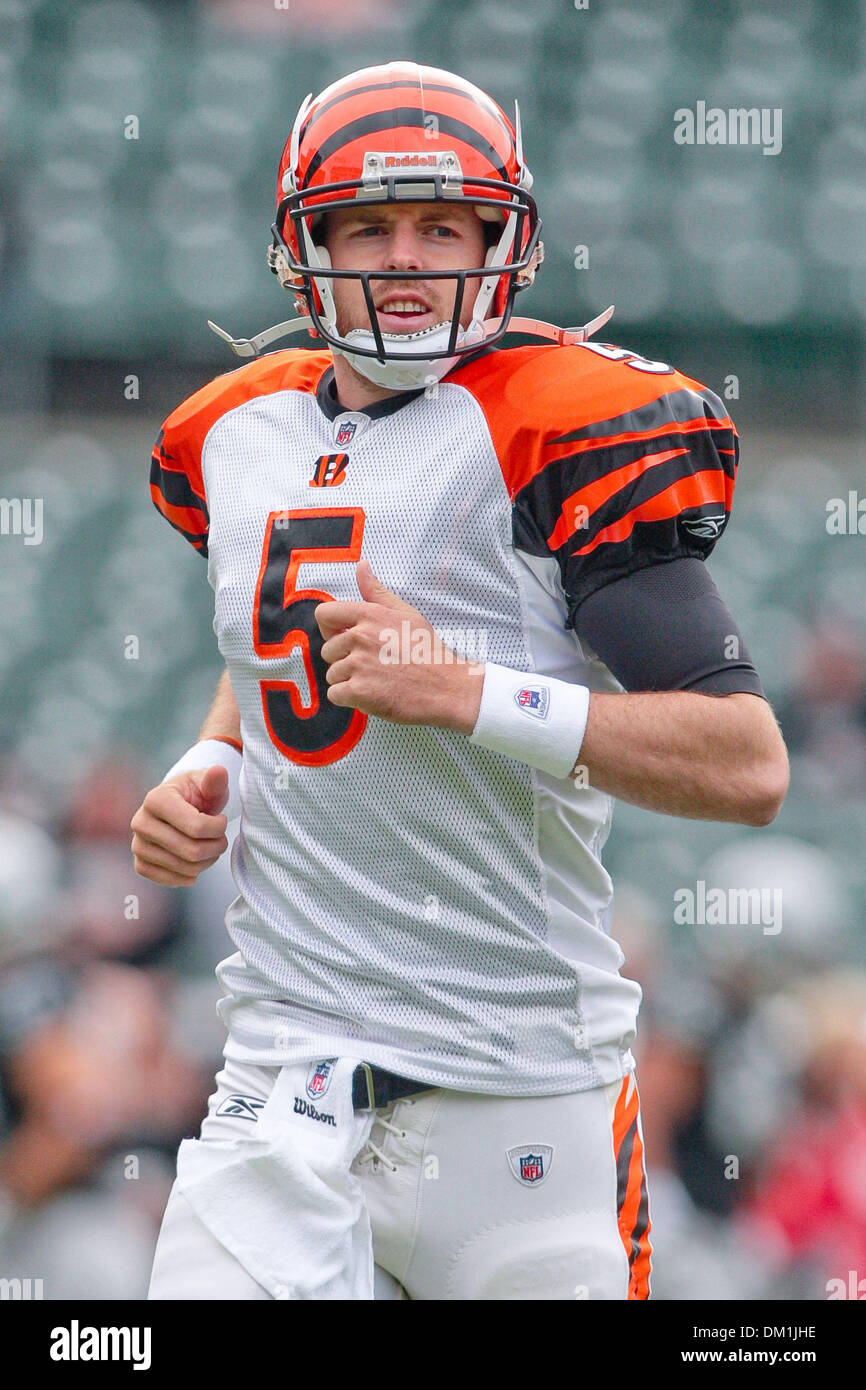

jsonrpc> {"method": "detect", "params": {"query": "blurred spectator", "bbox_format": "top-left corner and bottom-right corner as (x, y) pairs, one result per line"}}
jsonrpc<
(778, 620), (866, 799)
(59, 755), (182, 967)
(629, 959), (772, 1299)
(738, 971), (866, 1298)
(0, 771), (222, 1298)
(0, 956), (211, 1298)
(0, 810), (65, 966)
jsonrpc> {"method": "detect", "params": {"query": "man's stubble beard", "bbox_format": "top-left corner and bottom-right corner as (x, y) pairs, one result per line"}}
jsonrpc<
(326, 279), (485, 395)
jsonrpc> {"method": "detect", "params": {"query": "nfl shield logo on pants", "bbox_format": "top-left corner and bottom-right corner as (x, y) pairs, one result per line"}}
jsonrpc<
(306, 1059), (337, 1099)
(506, 1144), (554, 1186)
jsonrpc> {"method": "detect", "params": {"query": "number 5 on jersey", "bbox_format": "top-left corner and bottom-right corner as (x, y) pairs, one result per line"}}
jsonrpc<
(253, 507), (367, 766)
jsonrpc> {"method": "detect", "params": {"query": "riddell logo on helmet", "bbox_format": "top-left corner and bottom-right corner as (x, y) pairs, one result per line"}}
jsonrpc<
(364, 151), (461, 176)
(384, 153), (439, 168)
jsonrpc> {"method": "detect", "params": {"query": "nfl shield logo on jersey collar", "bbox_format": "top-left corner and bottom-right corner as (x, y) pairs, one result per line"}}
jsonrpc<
(332, 412), (369, 446)
(507, 1144), (554, 1185)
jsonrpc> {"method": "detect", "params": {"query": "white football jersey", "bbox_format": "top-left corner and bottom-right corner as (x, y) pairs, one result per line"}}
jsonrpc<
(152, 340), (737, 1094)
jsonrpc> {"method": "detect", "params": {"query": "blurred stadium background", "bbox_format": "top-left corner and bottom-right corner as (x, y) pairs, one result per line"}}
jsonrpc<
(1, 0), (866, 1300)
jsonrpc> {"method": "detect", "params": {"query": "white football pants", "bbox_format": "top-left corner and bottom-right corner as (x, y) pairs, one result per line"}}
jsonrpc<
(148, 1056), (651, 1301)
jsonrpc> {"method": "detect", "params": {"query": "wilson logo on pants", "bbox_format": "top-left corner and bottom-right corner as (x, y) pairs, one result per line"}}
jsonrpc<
(294, 1097), (337, 1127)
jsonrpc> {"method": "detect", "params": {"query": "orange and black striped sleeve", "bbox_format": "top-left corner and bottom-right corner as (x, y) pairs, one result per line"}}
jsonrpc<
(454, 342), (738, 625)
(148, 348), (333, 559)
(513, 362), (737, 627)
(454, 343), (763, 696)
(150, 424), (209, 557)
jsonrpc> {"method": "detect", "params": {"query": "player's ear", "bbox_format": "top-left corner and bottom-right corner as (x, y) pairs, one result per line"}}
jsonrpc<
(316, 211), (332, 253)
(477, 208), (503, 241)
(478, 209), (503, 270)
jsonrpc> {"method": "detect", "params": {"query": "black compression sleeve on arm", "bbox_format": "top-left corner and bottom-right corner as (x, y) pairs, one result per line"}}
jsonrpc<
(572, 557), (766, 697)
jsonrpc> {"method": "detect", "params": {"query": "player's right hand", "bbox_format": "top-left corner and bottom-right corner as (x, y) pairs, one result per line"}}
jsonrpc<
(130, 765), (230, 886)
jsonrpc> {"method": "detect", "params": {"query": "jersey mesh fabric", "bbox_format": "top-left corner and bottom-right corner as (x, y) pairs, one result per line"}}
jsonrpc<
(196, 381), (638, 1094)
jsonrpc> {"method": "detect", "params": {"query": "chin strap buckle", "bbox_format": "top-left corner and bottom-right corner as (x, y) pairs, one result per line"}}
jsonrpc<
(565, 303), (615, 343)
(499, 304), (614, 345)
(206, 316), (317, 358)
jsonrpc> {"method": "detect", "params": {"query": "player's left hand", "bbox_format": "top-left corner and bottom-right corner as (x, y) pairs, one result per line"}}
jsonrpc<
(314, 558), (484, 734)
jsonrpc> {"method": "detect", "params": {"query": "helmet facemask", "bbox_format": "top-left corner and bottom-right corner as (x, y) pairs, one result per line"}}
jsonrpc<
(270, 155), (542, 390)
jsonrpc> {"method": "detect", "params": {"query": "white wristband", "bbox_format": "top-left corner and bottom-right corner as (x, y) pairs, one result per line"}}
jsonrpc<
(162, 738), (243, 821)
(467, 663), (590, 779)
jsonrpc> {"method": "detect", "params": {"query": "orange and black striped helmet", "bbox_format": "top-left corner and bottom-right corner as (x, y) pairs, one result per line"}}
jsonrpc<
(268, 61), (542, 383)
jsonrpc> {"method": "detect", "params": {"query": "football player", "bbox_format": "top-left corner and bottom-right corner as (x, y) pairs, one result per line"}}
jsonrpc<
(134, 62), (789, 1300)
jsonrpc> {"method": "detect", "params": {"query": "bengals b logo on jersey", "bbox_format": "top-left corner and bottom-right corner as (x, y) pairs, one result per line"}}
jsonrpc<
(310, 452), (350, 487)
